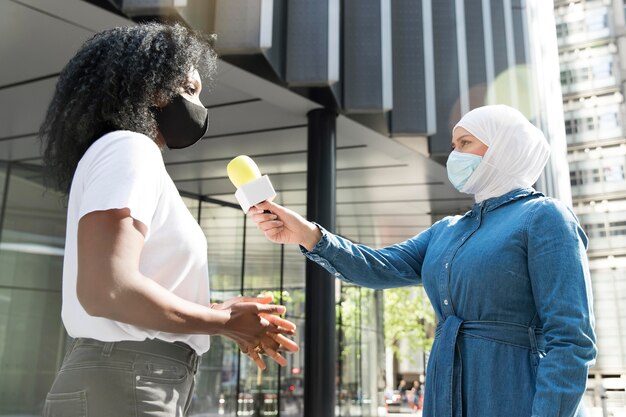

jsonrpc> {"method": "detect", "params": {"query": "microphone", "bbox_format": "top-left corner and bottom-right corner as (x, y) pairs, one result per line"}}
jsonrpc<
(227, 155), (276, 213)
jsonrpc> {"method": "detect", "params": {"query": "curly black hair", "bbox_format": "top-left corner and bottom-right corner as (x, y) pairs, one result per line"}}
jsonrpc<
(40, 22), (217, 192)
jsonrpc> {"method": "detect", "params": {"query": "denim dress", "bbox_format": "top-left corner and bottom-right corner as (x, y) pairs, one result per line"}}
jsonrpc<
(302, 188), (597, 417)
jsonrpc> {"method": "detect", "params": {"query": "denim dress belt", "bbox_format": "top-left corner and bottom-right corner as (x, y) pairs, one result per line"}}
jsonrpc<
(432, 316), (546, 417)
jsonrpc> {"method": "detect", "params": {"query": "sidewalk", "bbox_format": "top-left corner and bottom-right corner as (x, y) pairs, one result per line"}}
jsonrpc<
(378, 405), (423, 416)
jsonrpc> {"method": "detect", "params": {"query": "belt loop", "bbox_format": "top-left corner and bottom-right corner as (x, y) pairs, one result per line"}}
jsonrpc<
(68, 338), (79, 353)
(192, 353), (200, 374)
(102, 342), (114, 357)
(528, 326), (538, 355)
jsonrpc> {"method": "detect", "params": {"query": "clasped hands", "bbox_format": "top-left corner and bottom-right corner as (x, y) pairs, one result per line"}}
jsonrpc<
(211, 295), (299, 370)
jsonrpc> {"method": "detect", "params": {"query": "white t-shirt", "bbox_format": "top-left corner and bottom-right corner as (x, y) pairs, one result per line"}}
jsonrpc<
(62, 130), (210, 354)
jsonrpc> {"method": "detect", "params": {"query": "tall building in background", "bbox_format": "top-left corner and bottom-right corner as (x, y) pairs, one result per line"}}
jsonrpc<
(555, 0), (626, 411)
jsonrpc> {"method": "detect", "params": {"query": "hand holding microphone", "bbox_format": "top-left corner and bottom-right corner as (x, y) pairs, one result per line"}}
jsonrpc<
(226, 155), (321, 251)
(251, 200), (321, 251)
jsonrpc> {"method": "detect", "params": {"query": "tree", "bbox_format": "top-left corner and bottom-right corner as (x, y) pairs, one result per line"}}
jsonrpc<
(383, 286), (435, 361)
(336, 285), (435, 361)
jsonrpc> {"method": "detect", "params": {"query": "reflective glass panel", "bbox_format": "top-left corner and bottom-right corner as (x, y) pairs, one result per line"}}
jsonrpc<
(0, 162), (67, 416)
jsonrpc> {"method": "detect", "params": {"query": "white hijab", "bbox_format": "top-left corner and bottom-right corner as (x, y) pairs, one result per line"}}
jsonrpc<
(454, 105), (551, 203)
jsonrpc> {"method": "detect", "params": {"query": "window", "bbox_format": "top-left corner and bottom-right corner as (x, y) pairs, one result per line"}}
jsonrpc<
(561, 69), (573, 85)
(582, 222), (607, 238)
(586, 13), (608, 32)
(599, 112), (618, 130)
(609, 220), (626, 236)
(592, 61), (612, 79)
(565, 119), (579, 134)
(194, 203), (309, 417)
(561, 59), (613, 88)
(0, 162), (67, 415)
(569, 20), (585, 34)
(564, 109), (620, 137)
(590, 168), (602, 183)
(579, 68), (591, 83)
(570, 162), (626, 188)
(586, 220), (626, 238)
(604, 164), (625, 183)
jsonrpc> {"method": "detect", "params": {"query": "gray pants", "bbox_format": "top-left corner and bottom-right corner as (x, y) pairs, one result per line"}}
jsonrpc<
(44, 337), (200, 417)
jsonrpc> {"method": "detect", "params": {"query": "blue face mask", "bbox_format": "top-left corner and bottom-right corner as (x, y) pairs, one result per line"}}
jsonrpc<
(446, 151), (482, 191)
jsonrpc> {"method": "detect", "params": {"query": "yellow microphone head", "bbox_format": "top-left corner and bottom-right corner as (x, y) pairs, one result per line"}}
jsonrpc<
(227, 155), (262, 188)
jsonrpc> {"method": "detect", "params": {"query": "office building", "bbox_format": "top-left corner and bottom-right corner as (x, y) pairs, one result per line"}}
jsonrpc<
(555, 0), (626, 411)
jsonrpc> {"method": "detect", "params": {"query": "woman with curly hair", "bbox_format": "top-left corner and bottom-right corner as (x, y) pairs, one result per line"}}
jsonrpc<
(41, 23), (298, 417)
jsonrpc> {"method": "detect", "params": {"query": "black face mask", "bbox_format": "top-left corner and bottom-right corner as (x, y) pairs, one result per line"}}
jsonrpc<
(155, 95), (209, 149)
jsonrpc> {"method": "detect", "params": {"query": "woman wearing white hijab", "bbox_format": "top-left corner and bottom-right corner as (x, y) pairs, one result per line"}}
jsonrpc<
(251, 105), (597, 417)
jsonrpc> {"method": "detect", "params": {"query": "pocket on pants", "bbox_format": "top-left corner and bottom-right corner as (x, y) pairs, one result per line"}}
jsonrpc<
(44, 390), (87, 417)
(134, 359), (193, 416)
(134, 359), (189, 383)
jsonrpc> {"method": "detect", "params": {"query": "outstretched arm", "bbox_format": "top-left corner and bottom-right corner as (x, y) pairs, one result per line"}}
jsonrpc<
(251, 200), (429, 289)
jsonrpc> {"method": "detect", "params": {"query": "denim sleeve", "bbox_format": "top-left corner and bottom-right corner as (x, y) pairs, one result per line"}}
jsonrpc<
(526, 199), (597, 417)
(299, 223), (429, 289)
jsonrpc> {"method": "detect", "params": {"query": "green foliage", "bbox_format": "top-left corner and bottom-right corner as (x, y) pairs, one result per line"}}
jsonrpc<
(258, 289), (294, 305)
(383, 287), (435, 360)
(337, 286), (367, 360)
(336, 285), (435, 362)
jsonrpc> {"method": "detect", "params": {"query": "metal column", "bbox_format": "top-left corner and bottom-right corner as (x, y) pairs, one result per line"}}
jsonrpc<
(304, 108), (337, 417)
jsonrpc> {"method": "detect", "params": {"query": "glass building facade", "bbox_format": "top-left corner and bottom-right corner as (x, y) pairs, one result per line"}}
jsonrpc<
(0, 161), (66, 415)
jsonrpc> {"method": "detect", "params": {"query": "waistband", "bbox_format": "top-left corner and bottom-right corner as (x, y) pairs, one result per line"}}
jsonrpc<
(73, 337), (200, 372)
(435, 318), (546, 352)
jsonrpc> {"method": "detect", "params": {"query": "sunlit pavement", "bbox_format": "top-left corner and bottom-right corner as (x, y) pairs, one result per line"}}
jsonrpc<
(587, 408), (626, 417)
(378, 407), (623, 417)
(190, 411), (422, 417)
(377, 406), (423, 416)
